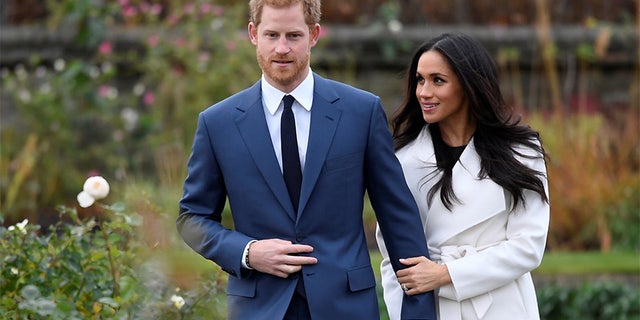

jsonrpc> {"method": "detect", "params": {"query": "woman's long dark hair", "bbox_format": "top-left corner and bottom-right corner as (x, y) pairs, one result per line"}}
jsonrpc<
(392, 33), (549, 211)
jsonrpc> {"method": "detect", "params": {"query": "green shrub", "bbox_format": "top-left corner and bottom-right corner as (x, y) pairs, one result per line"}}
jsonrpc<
(1, 1), (258, 221)
(1, 204), (140, 318)
(0, 201), (227, 319)
(537, 281), (640, 320)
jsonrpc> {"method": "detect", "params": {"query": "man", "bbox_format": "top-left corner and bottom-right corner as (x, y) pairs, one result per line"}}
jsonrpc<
(176, 0), (436, 319)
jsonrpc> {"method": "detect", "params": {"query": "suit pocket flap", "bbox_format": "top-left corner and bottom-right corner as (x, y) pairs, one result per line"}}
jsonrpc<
(347, 265), (375, 292)
(226, 277), (256, 297)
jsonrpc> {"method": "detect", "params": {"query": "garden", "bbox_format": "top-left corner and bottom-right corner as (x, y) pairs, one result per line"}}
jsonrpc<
(1, 0), (639, 319)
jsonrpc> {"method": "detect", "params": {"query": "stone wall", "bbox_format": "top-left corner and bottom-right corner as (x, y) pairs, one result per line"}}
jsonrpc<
(1, 24), (638, 113)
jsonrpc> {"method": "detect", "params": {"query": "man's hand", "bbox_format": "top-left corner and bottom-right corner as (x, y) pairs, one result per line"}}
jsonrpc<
(248, 239), (318, 278)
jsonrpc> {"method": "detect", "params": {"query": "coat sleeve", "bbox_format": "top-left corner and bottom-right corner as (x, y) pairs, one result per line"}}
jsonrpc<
(365, 99), (437, 319)
(176, 112), (254, 278)
(376, 224), (405, 320)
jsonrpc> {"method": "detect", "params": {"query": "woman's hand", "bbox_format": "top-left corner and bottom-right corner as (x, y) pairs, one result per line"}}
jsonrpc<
(396, 256), (452, 295)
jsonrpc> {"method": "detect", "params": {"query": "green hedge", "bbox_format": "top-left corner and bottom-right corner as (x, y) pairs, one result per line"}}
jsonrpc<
(3, 208), (638, 319)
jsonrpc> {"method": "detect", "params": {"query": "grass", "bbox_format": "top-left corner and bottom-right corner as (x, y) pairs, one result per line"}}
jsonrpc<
(535, 251), (640, 274)
(370, 249), (640, 276)
(162, 247), (640, 279)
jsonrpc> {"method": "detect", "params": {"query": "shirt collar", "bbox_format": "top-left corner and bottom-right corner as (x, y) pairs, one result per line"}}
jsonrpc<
(262, 69), (314, 115)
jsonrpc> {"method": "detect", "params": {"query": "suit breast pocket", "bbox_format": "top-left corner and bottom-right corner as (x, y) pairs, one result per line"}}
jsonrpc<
(324, 152), (364, 175)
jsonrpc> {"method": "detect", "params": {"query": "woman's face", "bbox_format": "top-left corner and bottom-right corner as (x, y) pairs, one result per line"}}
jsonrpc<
(415, 50), (469, 127)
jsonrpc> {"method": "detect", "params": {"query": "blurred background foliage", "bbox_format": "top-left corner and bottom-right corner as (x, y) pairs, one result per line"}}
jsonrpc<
(1, 0), (637, 251)
(0, 0), (638, 317)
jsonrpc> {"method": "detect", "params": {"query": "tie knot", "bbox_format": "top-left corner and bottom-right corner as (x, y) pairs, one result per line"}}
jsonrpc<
(282, 95), (295, 110)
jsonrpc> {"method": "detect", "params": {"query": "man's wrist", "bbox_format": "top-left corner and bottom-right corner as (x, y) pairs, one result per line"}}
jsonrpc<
(243, 240), (258, 269)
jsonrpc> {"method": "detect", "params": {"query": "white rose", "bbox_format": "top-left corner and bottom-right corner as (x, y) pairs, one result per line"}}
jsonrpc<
(8, 219), (28, 234)
(170, 294), (185, 309)
(83, 176), (110, 200)
(77, 191), (95, 208)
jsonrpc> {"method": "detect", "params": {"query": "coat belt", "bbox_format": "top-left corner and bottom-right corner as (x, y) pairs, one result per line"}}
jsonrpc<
(434, 245), (493, 320)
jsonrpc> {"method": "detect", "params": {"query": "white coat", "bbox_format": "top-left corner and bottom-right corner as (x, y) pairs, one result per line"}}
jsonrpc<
(376, 125), (550, 320)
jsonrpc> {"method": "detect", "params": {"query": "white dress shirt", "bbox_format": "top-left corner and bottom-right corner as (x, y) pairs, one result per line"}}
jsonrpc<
(261, 69), (314, 172)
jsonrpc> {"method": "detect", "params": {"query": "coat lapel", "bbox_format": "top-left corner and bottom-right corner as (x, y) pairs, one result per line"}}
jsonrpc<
(420, 128), (507, 244)
(297, 75), (341, 216)
(234, 82), (296, 220)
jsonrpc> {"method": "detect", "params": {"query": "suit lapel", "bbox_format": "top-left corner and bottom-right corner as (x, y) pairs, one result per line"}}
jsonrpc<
(234, 82), (296, 220)
(297, 75), (341, 216)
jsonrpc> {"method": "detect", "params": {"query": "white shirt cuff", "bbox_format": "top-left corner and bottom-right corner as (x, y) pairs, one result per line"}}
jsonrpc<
(241, 240), (258, 269)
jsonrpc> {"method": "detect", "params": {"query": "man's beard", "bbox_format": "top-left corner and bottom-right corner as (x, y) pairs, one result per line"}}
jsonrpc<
(257, 49), (309, 89)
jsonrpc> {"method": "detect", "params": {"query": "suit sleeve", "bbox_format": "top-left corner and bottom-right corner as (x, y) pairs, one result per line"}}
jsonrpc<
(364, 99), (437, 319)
(176, 113), (254, 278)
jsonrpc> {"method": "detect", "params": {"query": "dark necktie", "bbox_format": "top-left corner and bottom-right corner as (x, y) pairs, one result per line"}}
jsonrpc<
(281, 95), (302, 212)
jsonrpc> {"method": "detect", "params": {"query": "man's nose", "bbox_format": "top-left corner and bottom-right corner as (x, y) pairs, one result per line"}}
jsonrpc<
(275, 37), (290, 54)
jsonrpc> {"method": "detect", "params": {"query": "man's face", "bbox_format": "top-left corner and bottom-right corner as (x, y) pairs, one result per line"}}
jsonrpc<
(248, 2), (320, 93)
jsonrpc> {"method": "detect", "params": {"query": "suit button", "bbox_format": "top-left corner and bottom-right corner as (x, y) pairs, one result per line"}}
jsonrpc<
(296, 235), (304, 242)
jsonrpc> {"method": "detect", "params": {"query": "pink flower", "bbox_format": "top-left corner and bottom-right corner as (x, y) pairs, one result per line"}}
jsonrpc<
(143, 91), (155, 106)
(174, 37), (186, 48)
(198, 52), (210, 62)
(118, 0), (129, 6)
(99, 85), (118, 99)
(225, 41), (237, 51)
(98, 41), (112, 55)
(200, 3), (212, 14)
(150, 3), (163, 15)
(213, 5), (224, 16)
(183, 3), (195, 14)
(167, 14), (179, 26)
(139, 2), (150, 14)
(319, 26), (329, 39)
(99, 85), (111, 97)
(147, 34), (160, 47)
(122, 5), (138, 17)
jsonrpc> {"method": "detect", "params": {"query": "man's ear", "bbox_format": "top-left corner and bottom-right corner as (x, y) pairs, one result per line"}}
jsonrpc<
(309, 24), (321, 47)
(248, 22), (258, 45)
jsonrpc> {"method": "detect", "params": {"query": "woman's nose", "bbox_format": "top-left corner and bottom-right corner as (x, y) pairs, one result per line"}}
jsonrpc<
(418, 84), (432, 98)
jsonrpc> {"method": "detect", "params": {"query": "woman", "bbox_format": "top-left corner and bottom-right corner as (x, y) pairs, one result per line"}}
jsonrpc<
(376, 33), (550, 320)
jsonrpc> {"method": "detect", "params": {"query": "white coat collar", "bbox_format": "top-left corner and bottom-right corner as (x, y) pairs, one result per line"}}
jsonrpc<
(401, 125), (507, 244)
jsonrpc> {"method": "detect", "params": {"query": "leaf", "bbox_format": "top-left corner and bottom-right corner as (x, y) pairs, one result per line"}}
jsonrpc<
(93, 301), (102, 314)
(21, 284), (41, 300)
(108, 202), (126, 213)
(98, 297), (119, 308)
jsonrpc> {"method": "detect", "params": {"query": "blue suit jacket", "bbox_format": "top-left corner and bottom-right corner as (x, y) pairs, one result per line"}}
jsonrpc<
(177, 73), (436, 319)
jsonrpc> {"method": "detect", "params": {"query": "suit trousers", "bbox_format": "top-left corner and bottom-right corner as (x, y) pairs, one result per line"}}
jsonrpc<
(283, 273), (311, 319)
